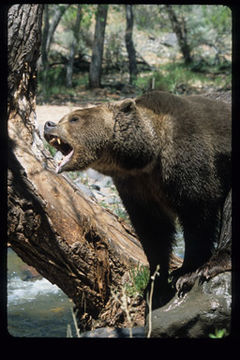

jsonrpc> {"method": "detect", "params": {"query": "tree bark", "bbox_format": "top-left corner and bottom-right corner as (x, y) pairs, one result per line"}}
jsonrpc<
(125, 5), (138, 84)
(8, 4), (43, 118)
(7, 5), (148, 331)
(89, 5), (108, 89)
(66, 4), (82, 88)
(7, 4), (182, 333)
(165, 5), (192, 65)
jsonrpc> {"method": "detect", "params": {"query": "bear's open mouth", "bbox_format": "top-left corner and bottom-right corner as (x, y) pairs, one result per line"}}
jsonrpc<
(45, 134), (74, 173)
(48, 135), (72, 155)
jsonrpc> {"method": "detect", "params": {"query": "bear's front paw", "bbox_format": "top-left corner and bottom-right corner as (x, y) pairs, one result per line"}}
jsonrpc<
(170, 268), (198, 297)
(175, 272), (198, 297)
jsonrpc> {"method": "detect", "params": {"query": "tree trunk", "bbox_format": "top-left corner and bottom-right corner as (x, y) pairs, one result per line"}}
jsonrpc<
(125, 5), (138, 84)
(40, 4), (50, 99)
(7, 4), (182, 333)
(8, 4), (43, 118)
(89, 5), (108, 89)
(66, 5), (82, 88)
(200, 189), (232, 278)
(40, 4), (70, 97)
(165, 5), (192, 65)
(46, 4), (71, 54)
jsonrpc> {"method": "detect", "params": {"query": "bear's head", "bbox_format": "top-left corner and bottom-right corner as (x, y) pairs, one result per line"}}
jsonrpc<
(44, 104), (115, 173)
(44, 99), (156, 174)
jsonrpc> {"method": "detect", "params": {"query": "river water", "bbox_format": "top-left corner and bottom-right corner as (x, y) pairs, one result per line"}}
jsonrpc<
(7, 234), (184, 338)
(7, 248), (75, 337)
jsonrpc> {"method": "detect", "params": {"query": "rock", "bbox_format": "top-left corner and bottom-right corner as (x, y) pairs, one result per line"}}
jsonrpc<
(95, 176), (113, 189)
(80, 326), (145, 338)
(85, 168), (113, 189)
(53, 150), (63, 163)
(20, 266), (42, 281)
(86, 168), (105, 182)
(145, 272), (231, 338)
(73, 179), (96, 199)
(161, 32), (178, 48)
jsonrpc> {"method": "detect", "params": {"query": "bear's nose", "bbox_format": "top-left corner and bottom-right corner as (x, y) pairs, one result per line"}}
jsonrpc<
(44, 121), (56, 131)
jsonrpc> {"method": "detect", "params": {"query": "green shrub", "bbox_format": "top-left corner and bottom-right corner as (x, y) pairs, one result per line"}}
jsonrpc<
(136, 60), (231, 95)
(124, 264), (150, 297)
(209, 328), (227, 338)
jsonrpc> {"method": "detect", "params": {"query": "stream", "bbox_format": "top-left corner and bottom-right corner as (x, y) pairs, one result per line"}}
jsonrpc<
(7, 248), (74, 337)
(7, 233), (184, 338)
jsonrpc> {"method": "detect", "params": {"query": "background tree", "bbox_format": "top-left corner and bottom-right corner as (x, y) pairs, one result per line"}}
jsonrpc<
(36, 4), (231, 99)
(45, 4), (71, 54)
(165, 4), (193, 65)
(125, 5), (138, 84)
(89, 4), (108, 88)
(66, 4), (82, 88)
(40, 4), (70, 97)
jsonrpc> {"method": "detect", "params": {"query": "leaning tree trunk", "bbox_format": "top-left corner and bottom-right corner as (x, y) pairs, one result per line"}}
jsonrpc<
(89, 4), (108, 89)
(7, 4), (184, 333)
(125, 5), (138, 84)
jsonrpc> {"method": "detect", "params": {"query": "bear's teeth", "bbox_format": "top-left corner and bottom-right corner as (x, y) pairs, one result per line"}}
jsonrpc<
(49, 137), (56, 145)
(49, 137), (61, 146)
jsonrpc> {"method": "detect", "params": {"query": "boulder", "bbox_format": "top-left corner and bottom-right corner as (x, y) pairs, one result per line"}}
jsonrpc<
(80, 326), (145, 338)
(145, 271), (231, 338)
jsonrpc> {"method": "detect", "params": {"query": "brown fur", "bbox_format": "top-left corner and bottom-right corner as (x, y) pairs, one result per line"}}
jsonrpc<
(44, 90), (231, 308)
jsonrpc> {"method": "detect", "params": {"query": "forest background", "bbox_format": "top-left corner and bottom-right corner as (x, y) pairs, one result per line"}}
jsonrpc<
(37, 4), (231, 104)
(36, 3), (231, 224)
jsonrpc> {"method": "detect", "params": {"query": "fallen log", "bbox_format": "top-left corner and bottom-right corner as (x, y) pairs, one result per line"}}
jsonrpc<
(7, 4), (182, 332)
(8, 109), (183, 331)
(8, 112), (148, 331)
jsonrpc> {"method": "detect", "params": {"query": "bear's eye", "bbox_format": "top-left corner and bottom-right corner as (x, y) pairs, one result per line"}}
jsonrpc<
(70, 116), (79, 123)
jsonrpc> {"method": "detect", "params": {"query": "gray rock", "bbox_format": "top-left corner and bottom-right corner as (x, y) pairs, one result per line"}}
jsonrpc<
(80, 326), (145, 338)
(161, 32), (178, 47)
(145, 272), (231, 338)
(53, 150), (63, 162)
(73, 179), (96, 199)
(86, 168), (105, 182)
(96, 176), (113, 188)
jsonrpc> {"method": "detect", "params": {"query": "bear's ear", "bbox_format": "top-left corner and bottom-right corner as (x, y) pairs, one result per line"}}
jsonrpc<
(119, 99), (136, 113)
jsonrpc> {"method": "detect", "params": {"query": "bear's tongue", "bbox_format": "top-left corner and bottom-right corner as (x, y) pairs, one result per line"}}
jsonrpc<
(56, 149), (74, 174)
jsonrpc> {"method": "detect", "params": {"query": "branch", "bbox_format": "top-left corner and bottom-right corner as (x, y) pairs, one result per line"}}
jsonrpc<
(8, 109), (151, 330)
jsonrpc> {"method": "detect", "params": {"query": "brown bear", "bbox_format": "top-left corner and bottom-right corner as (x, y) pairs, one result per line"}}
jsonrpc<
(44, 90), (231, 308)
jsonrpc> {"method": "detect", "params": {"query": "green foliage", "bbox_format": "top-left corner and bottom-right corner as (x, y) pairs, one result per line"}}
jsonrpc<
(38, 66), (65, 97)
(44, 141), (57, 157)
(38, 4), (231, 100)
(173, 5), (231, 57)
(104, 31), (125, 72)
(209, 328), (227, 338)
(62, 4), (95, 31)
(202, 5), (231, 34)
(38, 67), (89, 98)
(134, 5), (170, 31)
(136, 60), (231, 95)
(124, 265), (150, 297)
